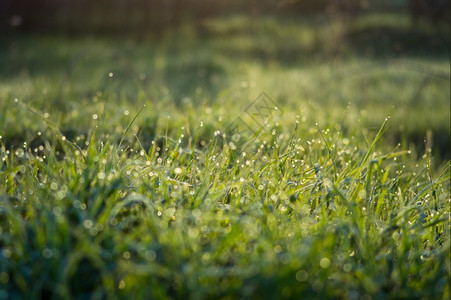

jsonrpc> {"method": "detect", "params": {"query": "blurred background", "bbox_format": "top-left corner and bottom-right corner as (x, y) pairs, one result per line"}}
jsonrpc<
(0, 0), (449, 159)
(1, 0), (450, 34)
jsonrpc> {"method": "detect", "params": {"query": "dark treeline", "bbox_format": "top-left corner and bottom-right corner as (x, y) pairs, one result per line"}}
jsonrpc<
(0, 0), (449, 34)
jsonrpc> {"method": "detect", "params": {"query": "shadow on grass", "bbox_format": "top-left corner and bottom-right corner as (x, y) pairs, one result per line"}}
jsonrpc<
(345, 25), (450, 58)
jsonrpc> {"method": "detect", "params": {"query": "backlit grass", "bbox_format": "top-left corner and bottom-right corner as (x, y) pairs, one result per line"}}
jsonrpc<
(0, 12), (450, 299)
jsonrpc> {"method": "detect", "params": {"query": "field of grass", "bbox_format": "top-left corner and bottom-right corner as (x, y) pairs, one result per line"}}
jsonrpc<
(0, 12), (450, 299)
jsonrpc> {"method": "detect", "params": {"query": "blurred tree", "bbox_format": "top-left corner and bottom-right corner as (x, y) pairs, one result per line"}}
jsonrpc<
(0, 0), (11, 34)
(409, 0), (450, 24)
(3, 0), (448, 34)
(328, 0), (369, 17)
(276, 0), (368, 16)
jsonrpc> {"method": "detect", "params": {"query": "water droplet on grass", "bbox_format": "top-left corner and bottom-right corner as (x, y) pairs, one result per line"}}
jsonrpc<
(295, 270), (308, 282)
(2, 249), (11, 258)
(118, 280), (125, 289)
(50, 181), (59, 191)
(42, 248), (53, 259)
(15, 148), (24, 158)
(145, 250), (156, 261)
(343, 263), (352, 272)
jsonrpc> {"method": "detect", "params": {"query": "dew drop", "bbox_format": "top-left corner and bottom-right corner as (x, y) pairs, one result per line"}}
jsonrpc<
(118, 280), (126, 289)
(295, 270), (308, 282)
(15, 148), (24, 158)
(83, 220), (93, 229)
(320, 258), (331, 269)
(343, 263), (352, 272)
(42, 248), (53, 259)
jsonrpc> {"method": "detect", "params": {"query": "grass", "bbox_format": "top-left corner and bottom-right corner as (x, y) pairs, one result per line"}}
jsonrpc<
(0, 11), (450, 299)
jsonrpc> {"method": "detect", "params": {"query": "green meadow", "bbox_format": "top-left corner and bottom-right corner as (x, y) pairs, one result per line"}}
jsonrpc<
(0, 11), (450, 299)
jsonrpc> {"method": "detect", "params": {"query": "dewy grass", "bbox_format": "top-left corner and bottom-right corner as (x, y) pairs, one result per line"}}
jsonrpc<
(118, 105), (146, 152)
(0, 11), (449, 300)
(0, 100), (449, 299)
